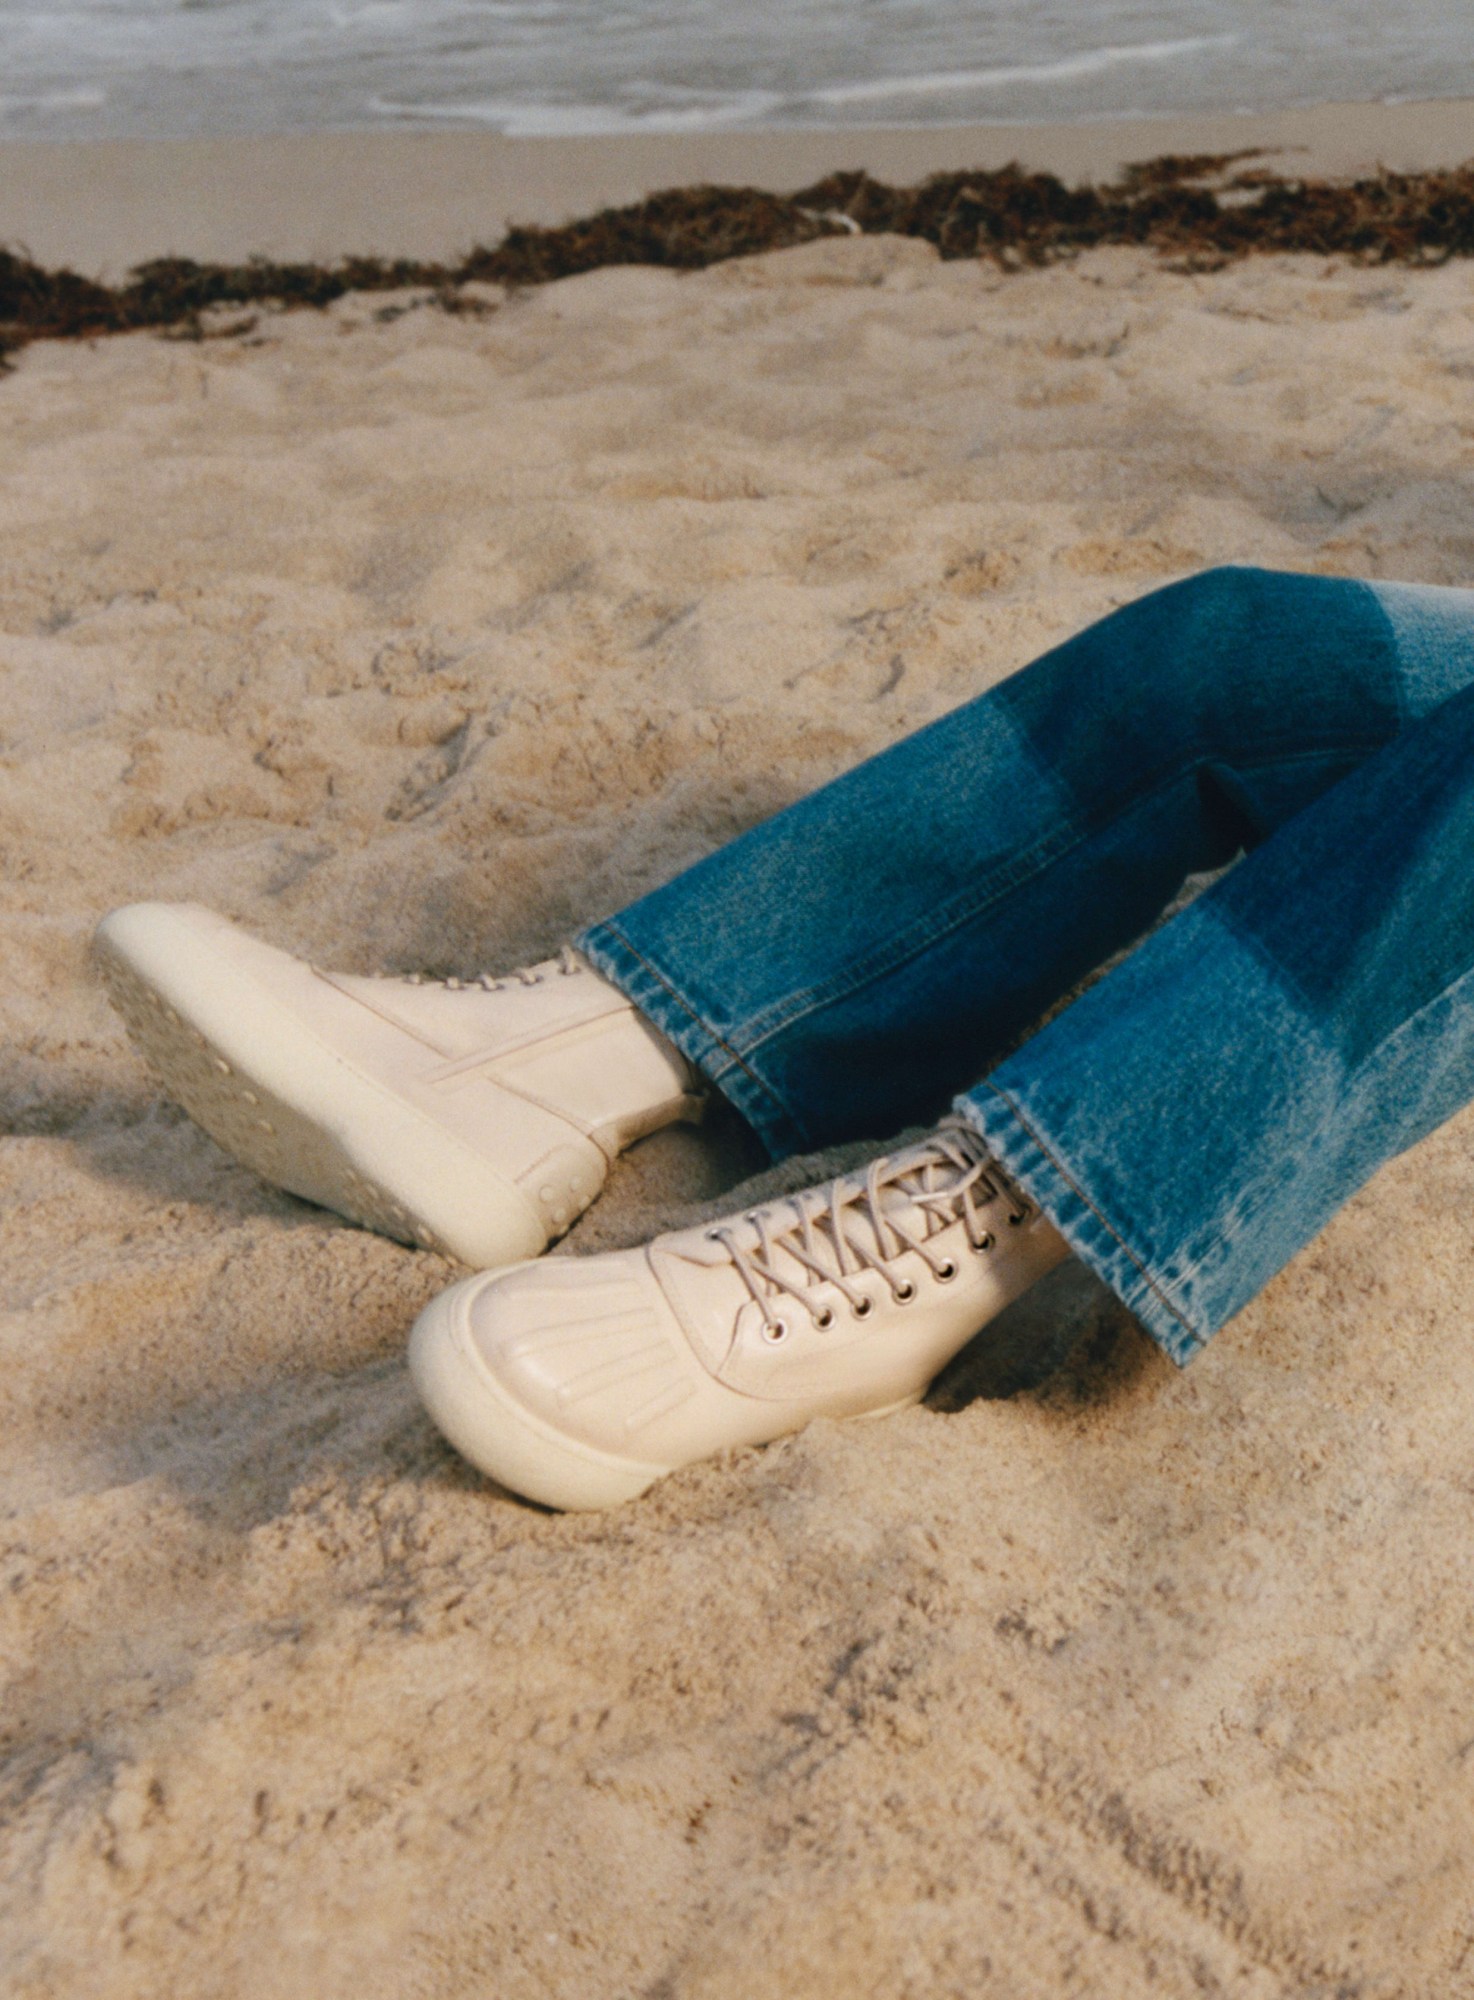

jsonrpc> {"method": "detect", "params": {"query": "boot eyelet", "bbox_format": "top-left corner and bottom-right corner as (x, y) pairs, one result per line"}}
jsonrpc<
(813, 1307), (835, 1331)
(852, 1296), (874, 1320)
(977, 1231), (995, 1252)
(894, 1281), (916, 1305)
(936, 1260), (958, 1283)
(761, 1318), (790, 1345)
(1008, 1210), (1029, 1227)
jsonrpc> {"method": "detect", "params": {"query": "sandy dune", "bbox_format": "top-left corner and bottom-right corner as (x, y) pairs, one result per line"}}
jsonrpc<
(5, 233), (1474, 1997)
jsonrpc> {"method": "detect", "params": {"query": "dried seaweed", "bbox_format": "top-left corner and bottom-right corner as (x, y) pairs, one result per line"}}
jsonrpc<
(7, 152), (1474, 368)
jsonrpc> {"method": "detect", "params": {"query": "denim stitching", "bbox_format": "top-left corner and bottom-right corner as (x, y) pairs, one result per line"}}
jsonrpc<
(974, 1079), (1203, 1345)
(585, 922), (813, 1144)
(1120, 951), (1474, 1355)
(1360, 580), (1411, 729)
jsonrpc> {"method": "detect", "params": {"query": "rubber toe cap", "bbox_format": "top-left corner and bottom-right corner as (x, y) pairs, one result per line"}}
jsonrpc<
(408, 1268), (668, 1511)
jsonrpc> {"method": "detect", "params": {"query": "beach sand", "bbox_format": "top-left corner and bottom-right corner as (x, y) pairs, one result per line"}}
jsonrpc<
(5, 223), (1474, 1997)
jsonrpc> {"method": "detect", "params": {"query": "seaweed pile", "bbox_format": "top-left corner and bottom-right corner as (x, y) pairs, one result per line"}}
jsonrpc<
(6, 152), (1474, 367)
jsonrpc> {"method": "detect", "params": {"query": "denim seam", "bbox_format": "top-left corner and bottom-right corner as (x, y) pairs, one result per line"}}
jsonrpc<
(1207, 894), (1325, 1020)
(1341, 939), (1474, 1082)
(1120, 944), (1474, 1352)
(980, 895), (1350, 1347)
(1162, 845), (1474, 1294)
(1361, 580), (1412, 727)
(1124, 898), (1343, 1303)
(730, 734), (1392, 1061)
(973, 1079), (1202, 1344)
(584, 921), (811, 1141)
(993, 910), (1474, 1358)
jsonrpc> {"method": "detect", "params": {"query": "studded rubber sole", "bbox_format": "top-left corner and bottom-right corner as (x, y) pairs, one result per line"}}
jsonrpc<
(93, 908), (549, 1267)
(97, 936), (454, 1250)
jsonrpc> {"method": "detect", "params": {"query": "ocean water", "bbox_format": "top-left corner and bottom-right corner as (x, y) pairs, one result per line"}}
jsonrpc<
(2, 0), (1471, 146)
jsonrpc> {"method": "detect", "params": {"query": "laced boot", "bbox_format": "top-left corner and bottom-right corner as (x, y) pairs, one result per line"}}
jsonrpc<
(94, 902), (705, 1267)
(409, 1119), (1070, 1509)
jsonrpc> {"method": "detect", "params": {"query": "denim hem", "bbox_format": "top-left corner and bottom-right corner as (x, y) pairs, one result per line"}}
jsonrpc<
(953, 1085), (1208, 1368)
(575, 920), (811, 1160)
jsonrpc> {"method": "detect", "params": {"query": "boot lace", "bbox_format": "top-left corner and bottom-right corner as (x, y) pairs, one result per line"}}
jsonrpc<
(397, 945), (585, 992)
(705, 1120), (1034, 1342)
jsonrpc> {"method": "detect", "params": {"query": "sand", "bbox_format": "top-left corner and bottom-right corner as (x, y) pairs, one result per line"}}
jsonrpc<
(4, 96), (1474, 276)
(5, 231), (1474, 1997)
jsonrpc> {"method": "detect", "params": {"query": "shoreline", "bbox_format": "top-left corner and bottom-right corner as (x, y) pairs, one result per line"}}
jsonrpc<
(10, 152), (1474, 369)
(3, 95), (1474, 276)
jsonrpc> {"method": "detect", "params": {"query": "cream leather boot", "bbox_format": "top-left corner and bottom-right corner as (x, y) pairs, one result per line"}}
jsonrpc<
(94, 902), (704, 1267)
(409, 1121), (1070, 1509)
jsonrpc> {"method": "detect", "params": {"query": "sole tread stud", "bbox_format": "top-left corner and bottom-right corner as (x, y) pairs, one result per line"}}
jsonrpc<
(92, 907), (581, 1267)
(97, 939), (426, 1251)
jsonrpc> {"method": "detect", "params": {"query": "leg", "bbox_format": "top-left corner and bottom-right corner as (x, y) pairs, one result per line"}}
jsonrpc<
(97, 565), (1474, 1270)
(413, 670), (1474, 1506)
(962, 665), (1474, 1363)
(582, 565), (1474, 1154)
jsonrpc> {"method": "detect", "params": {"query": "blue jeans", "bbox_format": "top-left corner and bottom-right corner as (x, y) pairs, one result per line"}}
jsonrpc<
(578, 566), (1474, 1366)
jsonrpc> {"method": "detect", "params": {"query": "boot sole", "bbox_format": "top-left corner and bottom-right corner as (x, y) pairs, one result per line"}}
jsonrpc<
(94, 906), (548, 1269)
(409, 1273), (928, 1512)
